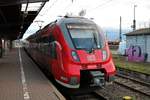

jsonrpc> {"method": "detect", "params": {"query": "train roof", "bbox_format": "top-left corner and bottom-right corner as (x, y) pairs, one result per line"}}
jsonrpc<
(26, 16), (97, 40)
(57, 16), (95, 25)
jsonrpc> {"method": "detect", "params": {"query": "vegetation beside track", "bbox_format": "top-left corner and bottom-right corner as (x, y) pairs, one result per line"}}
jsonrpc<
(112, 54), (150, 75)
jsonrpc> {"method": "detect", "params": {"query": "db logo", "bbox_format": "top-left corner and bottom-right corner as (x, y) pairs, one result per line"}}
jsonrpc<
(87, 55), (96, 62)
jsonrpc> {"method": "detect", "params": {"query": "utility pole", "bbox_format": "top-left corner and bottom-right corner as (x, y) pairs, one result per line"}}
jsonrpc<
(133, 5), (137, 30)
(119, 16), (122, 42)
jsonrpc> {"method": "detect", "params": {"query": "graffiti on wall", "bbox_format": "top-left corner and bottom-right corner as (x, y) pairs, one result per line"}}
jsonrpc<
(126, 46), (147, 62)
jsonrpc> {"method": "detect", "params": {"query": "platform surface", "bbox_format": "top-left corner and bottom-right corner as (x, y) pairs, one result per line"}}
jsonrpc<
(0, 48), (65, 100)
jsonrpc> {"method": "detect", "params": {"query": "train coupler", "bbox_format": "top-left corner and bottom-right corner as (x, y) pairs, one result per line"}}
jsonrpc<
(90, 71), (105, 87)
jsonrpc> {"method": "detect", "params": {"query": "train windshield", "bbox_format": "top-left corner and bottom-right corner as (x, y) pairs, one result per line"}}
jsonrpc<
(67, 24), (104, 50)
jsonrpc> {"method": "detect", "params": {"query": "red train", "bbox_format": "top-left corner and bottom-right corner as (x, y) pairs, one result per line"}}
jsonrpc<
(0, 39), (2, 57)
(25, 16), (116, 89)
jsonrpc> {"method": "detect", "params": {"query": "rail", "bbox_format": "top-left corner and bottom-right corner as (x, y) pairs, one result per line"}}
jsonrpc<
(114, 74), (150, 97)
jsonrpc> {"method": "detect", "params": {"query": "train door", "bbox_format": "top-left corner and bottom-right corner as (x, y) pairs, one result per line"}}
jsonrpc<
(49, 34), (63, 79)
(40, 36), (50, 69)
(49, 35), (58, 76)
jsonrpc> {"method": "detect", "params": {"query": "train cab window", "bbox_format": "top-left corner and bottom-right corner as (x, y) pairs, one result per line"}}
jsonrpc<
(67, 24), (104, 51)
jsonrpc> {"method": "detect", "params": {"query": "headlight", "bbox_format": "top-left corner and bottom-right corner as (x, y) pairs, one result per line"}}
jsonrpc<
(71, 51), (80, 62)
(102, 50), (107, 61)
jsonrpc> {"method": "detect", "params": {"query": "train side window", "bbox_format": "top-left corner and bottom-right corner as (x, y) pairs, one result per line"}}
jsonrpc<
(41, 37), (49, 55)
(49, 35), (57, 59)
(49, 35), (55, 42)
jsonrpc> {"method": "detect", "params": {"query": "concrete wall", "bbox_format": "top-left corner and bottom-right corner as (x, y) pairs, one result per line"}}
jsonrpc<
(126, 35), (150, 62)
(146, 35), (150, 62)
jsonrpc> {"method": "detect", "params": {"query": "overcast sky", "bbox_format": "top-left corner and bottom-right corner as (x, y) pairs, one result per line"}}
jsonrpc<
(23, 0), (150, 39)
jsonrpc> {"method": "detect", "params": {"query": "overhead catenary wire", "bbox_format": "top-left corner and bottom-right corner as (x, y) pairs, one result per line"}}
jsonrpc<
(87, 0), (113, 12)
(40, 0), (59, 16)
(63, 0), (114, 16)
(39, 0), (113, 17)
(63, 0), (75, 15)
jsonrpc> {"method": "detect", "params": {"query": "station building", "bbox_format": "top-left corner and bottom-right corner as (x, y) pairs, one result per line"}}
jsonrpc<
(125, 28), (150, 62)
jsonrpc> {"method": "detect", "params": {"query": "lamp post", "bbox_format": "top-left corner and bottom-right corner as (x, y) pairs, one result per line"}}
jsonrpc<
(133, 5), (137, 30)
(119, 16), (122, 42)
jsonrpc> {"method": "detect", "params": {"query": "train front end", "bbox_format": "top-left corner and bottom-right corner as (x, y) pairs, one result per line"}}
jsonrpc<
(55, 17), (116, 89)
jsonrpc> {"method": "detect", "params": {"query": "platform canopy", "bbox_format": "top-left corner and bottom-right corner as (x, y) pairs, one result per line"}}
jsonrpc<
(0, 0), (48, 40)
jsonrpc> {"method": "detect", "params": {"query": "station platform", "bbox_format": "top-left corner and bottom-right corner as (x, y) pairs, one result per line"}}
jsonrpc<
(0, 48), (65, 100)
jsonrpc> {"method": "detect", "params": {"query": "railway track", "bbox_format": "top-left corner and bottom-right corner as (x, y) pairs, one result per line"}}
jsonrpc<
(69, 91), (109, 100)
(114, 73), (150, 97)
(116, 67), (150, 83)
(68, 73), (150, 100)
